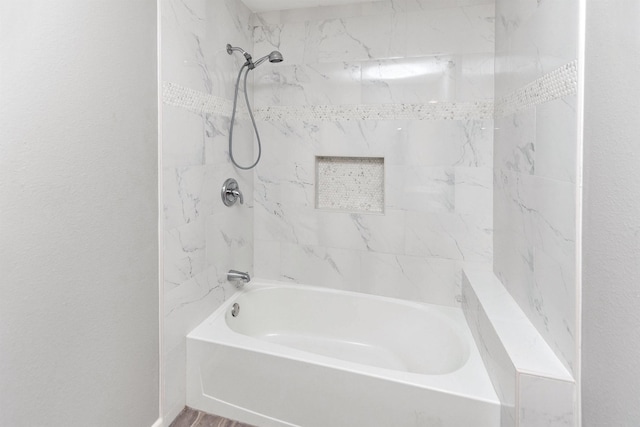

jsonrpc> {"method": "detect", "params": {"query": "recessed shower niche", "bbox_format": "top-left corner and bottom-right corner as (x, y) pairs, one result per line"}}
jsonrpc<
(315, 156), (384, 213)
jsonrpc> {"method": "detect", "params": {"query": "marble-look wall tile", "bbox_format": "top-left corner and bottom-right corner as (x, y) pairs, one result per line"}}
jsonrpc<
(406, 5), (495, 56)
(494, 98), (578, 376)
(535, 96), (578, 183)
(519, 375), (575, 427)
(493, 0), (579, 390)
(162, 0), (253, 99)
(457, 53), (495, 101)
(361, 56), (457, 104)
(279, 242), (362, 290)
(495, 0), (579, 99)
(252, 2), (494, 308)
(163, 105), (206, 169)
(254, 4), (494, 65)
(254, 62), (362, 107)
(164, 219), (207, 292)
(454, 167), (493, 217)
(316, 210), (406, 253)
(162, 0), (209, 93)
(494, 109), (536, 175)
(493, 0), (579, 385)
(361, 253), (459, 305)
(405, 211), (492, 262)
(161, 0), (255, 422)
(386, 166), (455, 214)
(312, 14), (402, 63)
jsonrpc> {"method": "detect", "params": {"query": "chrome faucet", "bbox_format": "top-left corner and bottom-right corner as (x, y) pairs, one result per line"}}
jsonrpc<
(227, 269), (250, 284)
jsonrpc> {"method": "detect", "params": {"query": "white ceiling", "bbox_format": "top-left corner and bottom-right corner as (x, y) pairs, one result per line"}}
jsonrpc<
(242, 0), (373, 12)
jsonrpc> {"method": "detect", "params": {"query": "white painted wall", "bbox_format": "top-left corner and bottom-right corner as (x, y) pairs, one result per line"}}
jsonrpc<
(0, 2), (159, 426)
(582, 1), (640, 425)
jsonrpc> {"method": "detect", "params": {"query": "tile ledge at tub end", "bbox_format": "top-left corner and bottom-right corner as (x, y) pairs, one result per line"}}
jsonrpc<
(462, 267), (574, 383)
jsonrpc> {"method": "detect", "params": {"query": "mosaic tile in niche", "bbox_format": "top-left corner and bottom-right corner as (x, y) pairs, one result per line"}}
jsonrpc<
(316, 156), (384, 213)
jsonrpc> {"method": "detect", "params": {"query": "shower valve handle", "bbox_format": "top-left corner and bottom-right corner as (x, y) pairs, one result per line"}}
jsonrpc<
(221, 178), (244, 206)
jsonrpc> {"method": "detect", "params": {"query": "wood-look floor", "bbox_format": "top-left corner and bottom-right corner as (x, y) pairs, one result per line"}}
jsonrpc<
(169, 407), (256, 427)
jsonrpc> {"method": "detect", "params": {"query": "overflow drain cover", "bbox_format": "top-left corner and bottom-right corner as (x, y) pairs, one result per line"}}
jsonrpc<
(231, 303), (240, 317)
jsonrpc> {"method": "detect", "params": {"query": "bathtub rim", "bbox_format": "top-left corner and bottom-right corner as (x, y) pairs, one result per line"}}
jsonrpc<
(187, 279), (500, 405)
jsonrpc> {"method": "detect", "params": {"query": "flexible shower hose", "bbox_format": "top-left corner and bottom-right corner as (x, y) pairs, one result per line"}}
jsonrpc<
(228, 63), (262, 170)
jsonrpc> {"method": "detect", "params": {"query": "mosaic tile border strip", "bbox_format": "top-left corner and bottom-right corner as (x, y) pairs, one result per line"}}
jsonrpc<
(495, 60), (578, 117)
(163, 60), (576, 122)
(162, 81), (493, 121)
(163, 82), (232, 116)
(256, 102), (494, 121)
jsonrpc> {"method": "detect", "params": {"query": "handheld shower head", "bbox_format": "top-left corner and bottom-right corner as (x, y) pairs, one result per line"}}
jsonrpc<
(268, 50), (284, 63)
(253, 50), (285, 68)
(227, 43), (284, 69)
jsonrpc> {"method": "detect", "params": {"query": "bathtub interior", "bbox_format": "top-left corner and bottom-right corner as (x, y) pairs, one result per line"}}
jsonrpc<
(225, 285), (471, 375)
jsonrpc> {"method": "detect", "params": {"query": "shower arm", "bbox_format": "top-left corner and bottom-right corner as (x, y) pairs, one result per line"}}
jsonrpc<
(226, 44), (253, 67)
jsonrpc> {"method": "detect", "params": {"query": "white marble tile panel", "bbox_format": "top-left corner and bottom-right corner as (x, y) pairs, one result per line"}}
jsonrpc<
(360, 252), (458, 305)
(535, 95), (577, 183)
(495, 0), (578, 97)
(493, 169), (536, 308)
(403, 0), (494, 12)
(164, 267), (238, 354)
(518, 374), (575, 427)
(528, 174), (577, 374)
(253, 239), (281, 280)
(405, 211), (492, 262)
(254, 62), (362, 107)
(279, 243), (361, 290)
(253, 0), (443, 26)
(403, 119), (493, 168)
(406, 5), (495, 56)
(309, 14), (399, 62)
(319, 120), (407, 165)
(253, 22), (307, 65)
(454, 167), (492, 216)
(162, 105), (206, 169)
(315, 210), (405, 253)
(163, 165), (208, 230)
(164, 218), (207, 292)
(457, 53), (495, 101)
(361, 56), (457, 104)
(254, 201), (319, 246)
(506, 1), (578, 90)
(205, 208), (254, 284)
(386, 165), (455, 213)
(203, 113), (232, 166)
(161, 0), (209, 92)
(255, 166), (316, 209)
(494, 109), (536, 175)
(255, 171), (316, 210)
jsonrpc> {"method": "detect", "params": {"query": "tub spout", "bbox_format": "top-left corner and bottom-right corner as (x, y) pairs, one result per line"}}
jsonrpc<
(227, 270), (251, 284)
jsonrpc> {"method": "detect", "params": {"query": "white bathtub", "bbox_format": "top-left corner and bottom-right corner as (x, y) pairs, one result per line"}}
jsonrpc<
(186, 281), (500, 427)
